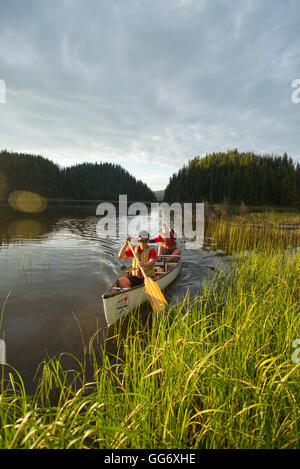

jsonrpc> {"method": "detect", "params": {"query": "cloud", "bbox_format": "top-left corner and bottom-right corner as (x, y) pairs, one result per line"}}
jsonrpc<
(0, 0), (300, 190)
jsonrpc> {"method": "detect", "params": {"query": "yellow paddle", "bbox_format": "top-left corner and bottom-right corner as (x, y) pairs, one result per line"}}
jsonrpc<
(128, 241), (167, 314)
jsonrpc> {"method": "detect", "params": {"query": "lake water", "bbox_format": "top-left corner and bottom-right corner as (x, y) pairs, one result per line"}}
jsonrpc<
(0, 202), (233, 393)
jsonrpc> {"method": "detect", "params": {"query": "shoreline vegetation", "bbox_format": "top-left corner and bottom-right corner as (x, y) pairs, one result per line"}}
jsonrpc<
(202, 201), (300, 254)
(0, 209), (299, 449)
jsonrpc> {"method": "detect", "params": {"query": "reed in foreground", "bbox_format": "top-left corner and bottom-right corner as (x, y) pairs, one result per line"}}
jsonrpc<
(0, 248), (299, 449)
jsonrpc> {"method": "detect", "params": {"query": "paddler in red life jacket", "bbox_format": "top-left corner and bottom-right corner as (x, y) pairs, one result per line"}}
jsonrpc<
(151, 224), (181, 263)
(117, 230), (157, 289)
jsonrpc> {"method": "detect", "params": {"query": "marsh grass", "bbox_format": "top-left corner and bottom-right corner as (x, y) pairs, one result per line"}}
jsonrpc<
(0, 237), (299, 448)
(206, 215), (300, 254)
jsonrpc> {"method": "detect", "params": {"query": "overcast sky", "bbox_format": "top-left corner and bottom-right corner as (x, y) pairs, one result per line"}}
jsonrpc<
(0, 0), (300, 190)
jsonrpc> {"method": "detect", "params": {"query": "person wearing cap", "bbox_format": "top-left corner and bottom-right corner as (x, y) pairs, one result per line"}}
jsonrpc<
(151, 224), (180, 263)
(117, 230), (157, 289)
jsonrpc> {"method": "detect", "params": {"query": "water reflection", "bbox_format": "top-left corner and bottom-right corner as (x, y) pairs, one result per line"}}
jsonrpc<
(0, 202), (232, 394)
(7, 219), (48, 239)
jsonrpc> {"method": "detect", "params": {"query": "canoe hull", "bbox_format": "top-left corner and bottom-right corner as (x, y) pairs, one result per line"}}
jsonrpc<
(102, 257), (181, 326)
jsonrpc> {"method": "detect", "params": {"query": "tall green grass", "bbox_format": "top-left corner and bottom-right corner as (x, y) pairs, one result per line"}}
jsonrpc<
(0, 246), (299, 448)
(206, 217), (300, 254)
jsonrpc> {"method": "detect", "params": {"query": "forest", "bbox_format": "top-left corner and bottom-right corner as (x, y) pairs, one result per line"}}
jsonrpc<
(0, 150), (156, 202)
(164, 149), (300, 206)
(2, 149), (300, 207)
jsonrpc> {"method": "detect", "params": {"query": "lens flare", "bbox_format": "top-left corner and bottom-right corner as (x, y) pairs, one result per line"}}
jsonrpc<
(7, 219), (47, 239)
(8, 191), (47, 213)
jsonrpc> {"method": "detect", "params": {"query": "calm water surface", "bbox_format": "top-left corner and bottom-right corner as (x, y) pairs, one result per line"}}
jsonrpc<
(0, 203), (232, 392)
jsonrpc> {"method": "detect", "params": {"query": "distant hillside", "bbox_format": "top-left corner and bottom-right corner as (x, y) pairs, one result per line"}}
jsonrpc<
(154, 190), (165, 201)
(164, 149), (300, 207)
(0, 150), (156, 202)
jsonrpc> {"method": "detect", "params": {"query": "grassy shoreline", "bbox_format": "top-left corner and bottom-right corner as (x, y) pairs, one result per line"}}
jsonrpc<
(0, 243), (299, 448)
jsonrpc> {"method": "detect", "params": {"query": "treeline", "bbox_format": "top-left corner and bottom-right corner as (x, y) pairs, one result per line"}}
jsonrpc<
(0, 150), (156, 202)
(164, 150), (300, 206)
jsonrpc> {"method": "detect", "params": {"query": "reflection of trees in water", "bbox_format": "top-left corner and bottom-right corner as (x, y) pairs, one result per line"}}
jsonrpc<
(0, 204), (99, 245)
(0, 202), (158, 247)
(7, 219), (48, 239)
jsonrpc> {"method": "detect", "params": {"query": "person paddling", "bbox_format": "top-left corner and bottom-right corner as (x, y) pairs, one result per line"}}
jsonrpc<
(117, 230), (157, 289)
(151, 224), (180, 263)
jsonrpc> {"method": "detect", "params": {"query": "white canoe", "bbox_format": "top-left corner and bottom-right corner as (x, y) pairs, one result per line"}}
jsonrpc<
(102, 254), (182, 326)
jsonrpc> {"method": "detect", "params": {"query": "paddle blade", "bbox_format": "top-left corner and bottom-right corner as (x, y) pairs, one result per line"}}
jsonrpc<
(147, 294), (166, 314)
(144, 277), (167, 313)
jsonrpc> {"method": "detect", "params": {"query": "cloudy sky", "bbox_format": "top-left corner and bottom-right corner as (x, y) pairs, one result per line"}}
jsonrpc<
(0, 0), (300, 190)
